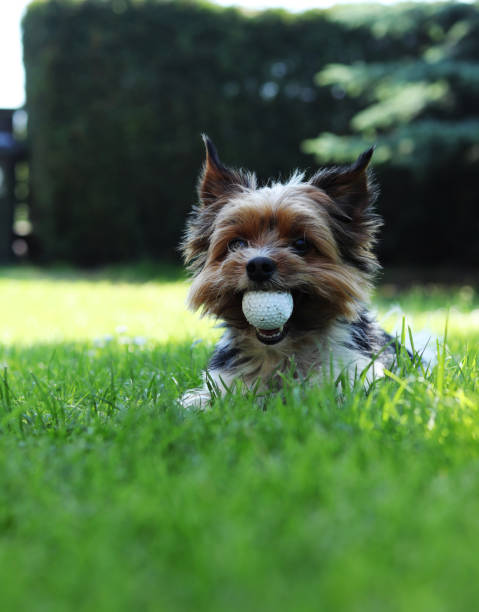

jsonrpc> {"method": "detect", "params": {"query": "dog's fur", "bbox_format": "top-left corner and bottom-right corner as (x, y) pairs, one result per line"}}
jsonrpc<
(180, 136), (397, 408)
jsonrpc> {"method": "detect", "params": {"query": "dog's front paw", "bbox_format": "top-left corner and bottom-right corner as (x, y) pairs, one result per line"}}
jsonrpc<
(179, 387), (212, 410)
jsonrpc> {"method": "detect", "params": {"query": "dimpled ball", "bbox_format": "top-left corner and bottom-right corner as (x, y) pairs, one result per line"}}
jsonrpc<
(242, 291), (293, 330)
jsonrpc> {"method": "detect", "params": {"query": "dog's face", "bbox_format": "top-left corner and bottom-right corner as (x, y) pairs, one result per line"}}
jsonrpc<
(182, 137), (381, 345)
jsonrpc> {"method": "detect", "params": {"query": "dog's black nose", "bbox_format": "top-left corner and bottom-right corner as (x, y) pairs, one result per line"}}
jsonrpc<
(246, 256), (276, 282)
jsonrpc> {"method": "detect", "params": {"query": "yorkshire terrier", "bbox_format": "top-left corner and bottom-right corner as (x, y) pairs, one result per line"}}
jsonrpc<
(180, 135), (398, 408)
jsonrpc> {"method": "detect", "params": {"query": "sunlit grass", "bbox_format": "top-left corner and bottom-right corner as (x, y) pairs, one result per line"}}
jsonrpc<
(376, 283), (479, 342)
(0, 266), (218, 345)
(0, 266), (477, 346)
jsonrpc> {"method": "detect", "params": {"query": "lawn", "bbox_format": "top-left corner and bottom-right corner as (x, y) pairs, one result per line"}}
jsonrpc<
(0, 265), (478, 612)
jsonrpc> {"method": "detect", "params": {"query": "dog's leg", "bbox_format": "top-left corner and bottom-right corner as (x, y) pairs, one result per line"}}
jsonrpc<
(180, 384), (212, 410)
(180, 366), (238, 410)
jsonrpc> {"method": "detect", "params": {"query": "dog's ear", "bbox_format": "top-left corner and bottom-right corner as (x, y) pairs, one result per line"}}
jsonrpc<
(199, 135), (254, 206)
(310, 148), (377, 219)
(311, 148), (381, 274)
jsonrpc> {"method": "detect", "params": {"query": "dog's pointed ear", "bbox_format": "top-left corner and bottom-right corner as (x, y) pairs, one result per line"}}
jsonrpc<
(311, 147), (377, 218)
(198, 135), (253, 206)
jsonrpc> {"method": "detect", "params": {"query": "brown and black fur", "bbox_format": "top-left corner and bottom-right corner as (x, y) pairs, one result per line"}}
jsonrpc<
(180, 136), (396, 408)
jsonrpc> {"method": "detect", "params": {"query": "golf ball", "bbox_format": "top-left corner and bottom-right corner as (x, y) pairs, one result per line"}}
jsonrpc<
(242, 291), (293, 330)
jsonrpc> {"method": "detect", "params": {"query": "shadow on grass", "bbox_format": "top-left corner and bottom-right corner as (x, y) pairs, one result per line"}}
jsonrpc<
(0, 261), (187, 284)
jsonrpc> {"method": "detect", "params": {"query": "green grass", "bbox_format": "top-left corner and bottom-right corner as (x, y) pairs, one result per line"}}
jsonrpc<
(0, 265), (478, 611)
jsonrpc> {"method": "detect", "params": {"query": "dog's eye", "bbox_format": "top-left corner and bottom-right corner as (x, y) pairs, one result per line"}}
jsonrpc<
(292, 238), (310, 255)
(228, 239), (248, 251)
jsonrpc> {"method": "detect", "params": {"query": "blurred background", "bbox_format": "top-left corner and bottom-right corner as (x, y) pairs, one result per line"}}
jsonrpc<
(0, 0), (478, 279)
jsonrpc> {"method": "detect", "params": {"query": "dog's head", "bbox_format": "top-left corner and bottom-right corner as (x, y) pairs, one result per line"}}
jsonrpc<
(182, 136), (381, 345)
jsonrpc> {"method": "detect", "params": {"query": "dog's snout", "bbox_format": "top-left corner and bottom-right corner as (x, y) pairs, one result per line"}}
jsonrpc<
(246, 256), (276, 282)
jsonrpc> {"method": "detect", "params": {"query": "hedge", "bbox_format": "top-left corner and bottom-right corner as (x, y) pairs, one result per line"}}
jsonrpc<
(23, 0), (478, 265)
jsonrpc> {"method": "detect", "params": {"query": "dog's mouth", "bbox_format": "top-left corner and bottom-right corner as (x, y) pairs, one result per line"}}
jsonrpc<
(242, 290), (294, 345)
(255, 324), (288, 345)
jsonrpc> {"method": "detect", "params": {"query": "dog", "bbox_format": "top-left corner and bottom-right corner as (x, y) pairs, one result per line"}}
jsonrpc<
(180, 135), (399, 408)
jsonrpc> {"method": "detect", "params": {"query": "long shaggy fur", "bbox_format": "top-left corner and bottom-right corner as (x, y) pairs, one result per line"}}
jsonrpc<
(180, 136), (396, 408)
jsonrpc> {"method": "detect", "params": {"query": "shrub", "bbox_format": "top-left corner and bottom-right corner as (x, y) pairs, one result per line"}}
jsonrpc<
(23, 0), (478, 265)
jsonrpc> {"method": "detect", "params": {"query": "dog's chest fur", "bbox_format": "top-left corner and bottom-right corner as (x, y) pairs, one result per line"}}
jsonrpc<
(204, 310), (395, 396)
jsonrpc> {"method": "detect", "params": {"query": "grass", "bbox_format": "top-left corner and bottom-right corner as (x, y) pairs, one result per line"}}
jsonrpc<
(0, 265), (478, 611)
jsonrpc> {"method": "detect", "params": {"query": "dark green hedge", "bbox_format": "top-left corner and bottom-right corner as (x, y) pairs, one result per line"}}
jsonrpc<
(23, 0), (478, 265)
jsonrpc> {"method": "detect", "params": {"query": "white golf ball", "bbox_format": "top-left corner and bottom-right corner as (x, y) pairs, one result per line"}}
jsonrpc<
(242, 291), (293, 330)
